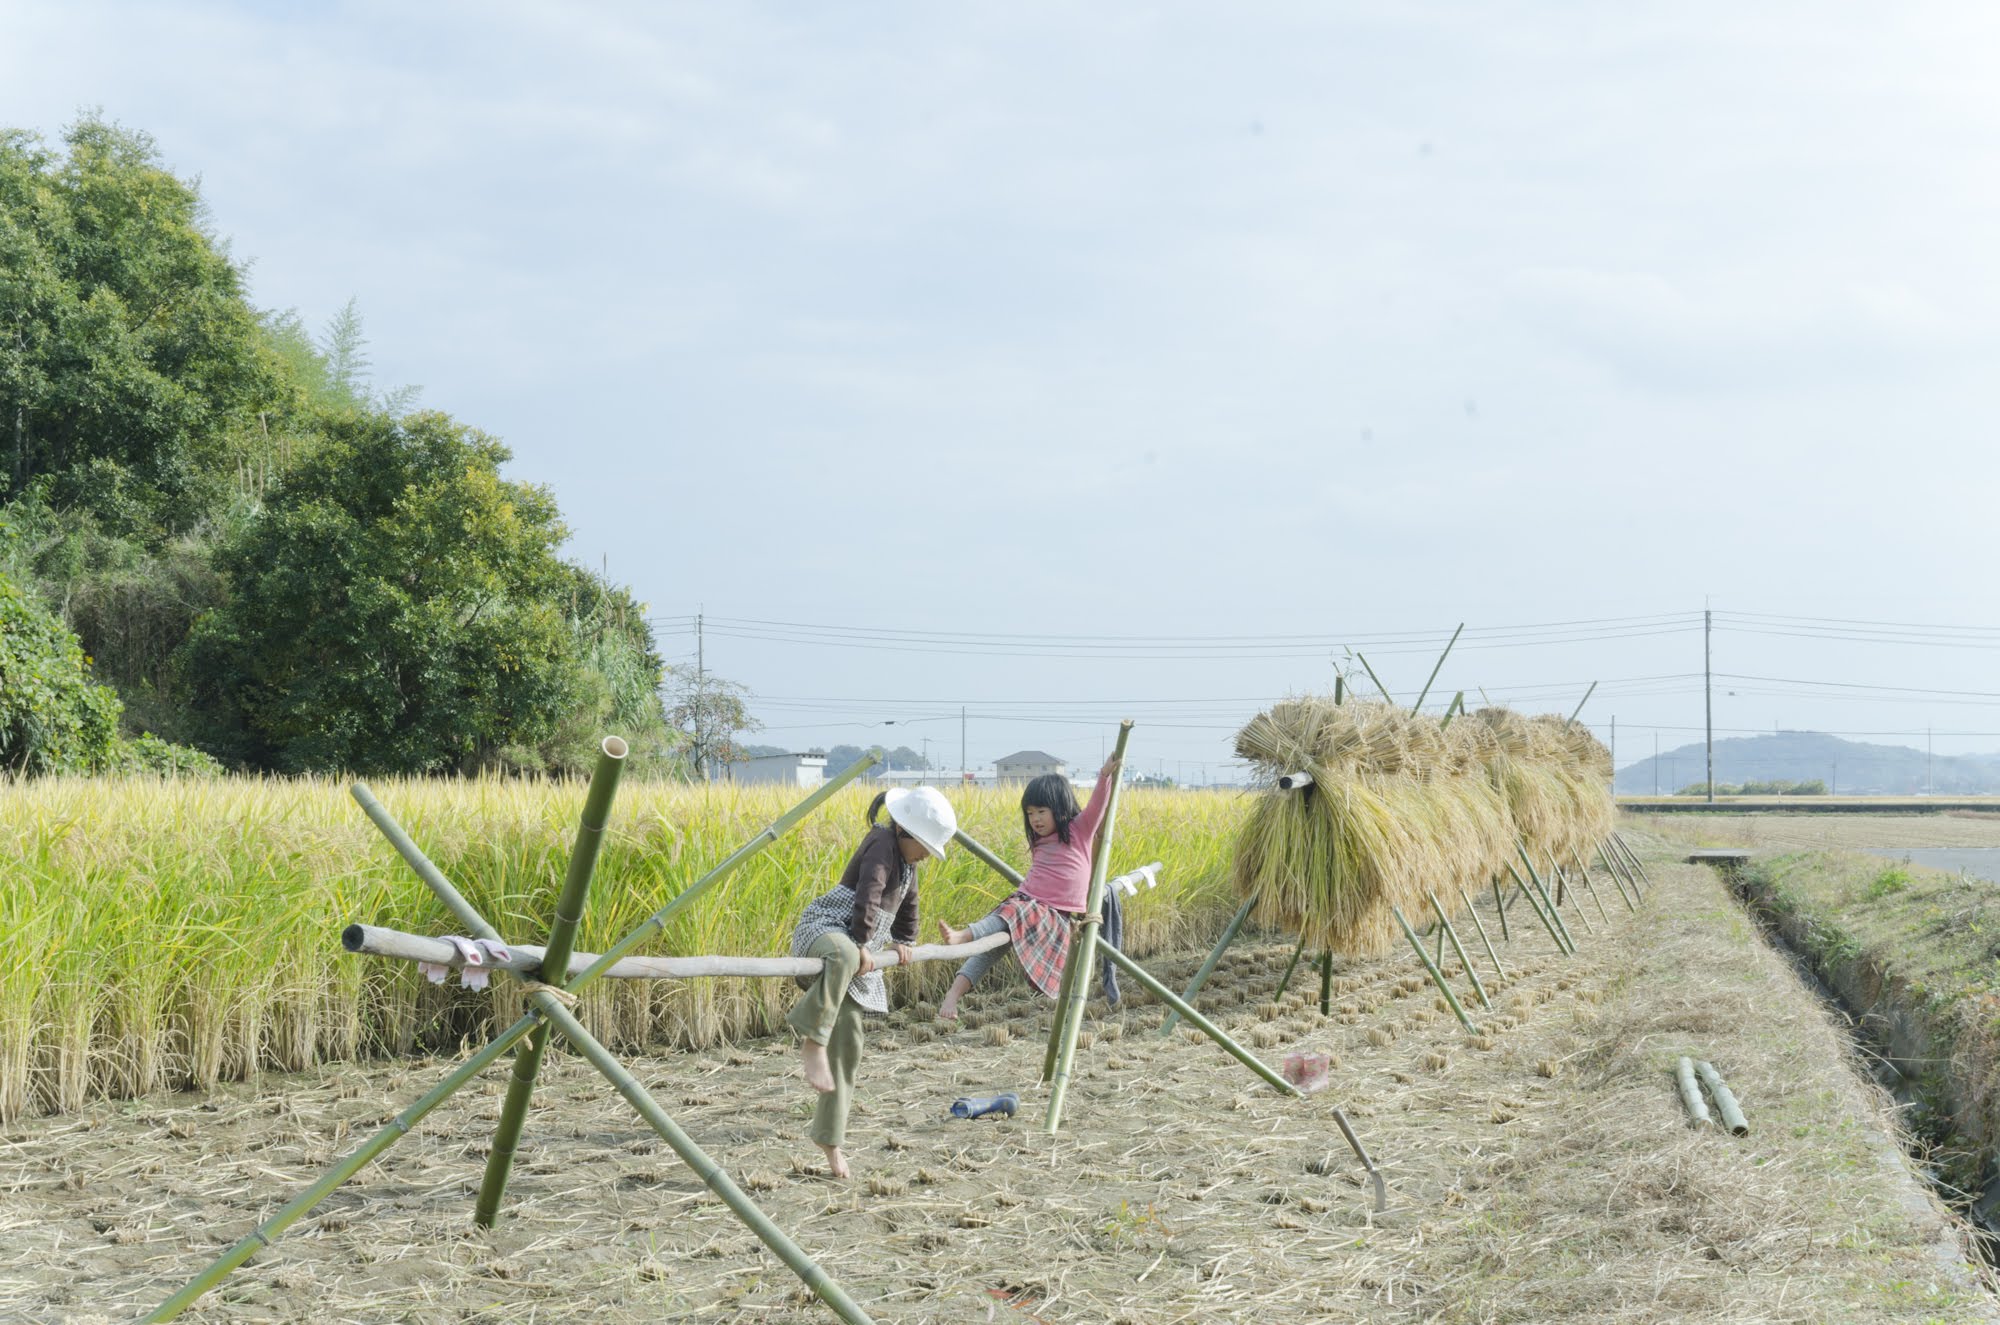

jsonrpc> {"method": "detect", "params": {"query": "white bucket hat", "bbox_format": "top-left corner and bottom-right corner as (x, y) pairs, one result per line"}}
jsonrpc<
(883, 786), (956, 860)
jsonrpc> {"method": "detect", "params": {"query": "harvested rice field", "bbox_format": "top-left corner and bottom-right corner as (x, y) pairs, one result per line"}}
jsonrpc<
(5, 834), (1995, 1323)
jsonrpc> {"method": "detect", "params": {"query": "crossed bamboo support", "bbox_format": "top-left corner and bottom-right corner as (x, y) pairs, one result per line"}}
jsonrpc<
(150, 746), (885, 1325)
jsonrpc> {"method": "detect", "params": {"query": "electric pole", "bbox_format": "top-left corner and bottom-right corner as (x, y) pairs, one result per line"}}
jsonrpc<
(960, 705), (966, 779)
(1610, 715), (1617, 794)
(1704, 607), (1714, 804)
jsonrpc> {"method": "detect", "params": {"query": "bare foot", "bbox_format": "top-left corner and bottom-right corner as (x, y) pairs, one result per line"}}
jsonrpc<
(800, 1039), (835, 1093)
(818, 1143), (850, 1179)
(937, 918), (969, 945)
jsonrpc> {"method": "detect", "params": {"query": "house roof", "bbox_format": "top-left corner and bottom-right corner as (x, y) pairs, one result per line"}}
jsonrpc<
(994, 749), (1064, 765)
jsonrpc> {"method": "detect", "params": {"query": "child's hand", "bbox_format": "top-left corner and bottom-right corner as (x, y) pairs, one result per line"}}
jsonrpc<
(892, 942), (914, 969)
(856, 947), (876, 976)
(1102, 756), (1123, 780)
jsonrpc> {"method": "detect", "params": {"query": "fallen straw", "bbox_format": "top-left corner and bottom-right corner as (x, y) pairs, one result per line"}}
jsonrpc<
(1695, 1061), (1750, 1136)
(1676, 1057), (1712, 1127)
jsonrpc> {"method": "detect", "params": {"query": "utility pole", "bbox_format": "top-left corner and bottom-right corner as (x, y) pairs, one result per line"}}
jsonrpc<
(1927, 728), (1933, 798)
(1704, 607), (1715, 804)
(1610, 716), (1617, 793)
(960, 705), (966, 779)
(1653, 733), (1659, 797)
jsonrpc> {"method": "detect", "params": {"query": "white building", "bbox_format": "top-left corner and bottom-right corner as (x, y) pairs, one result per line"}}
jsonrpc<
(993, 749), (1067, 783)
(732, 752), (828, 787)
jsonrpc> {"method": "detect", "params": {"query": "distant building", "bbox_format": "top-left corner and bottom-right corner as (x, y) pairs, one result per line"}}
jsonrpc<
(994, 749), (1067, 783)
(732, 752), (828, 787)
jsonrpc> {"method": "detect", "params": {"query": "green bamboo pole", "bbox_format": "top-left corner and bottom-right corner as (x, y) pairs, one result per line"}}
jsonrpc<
(1274, 931), (1311, 997)
(1455, 885), (1507, 980)
(1334, 674), (1345, 705)
(1490, 876), (1511, 941)
(1567, 680), (1598, 723)
(1424, 889), (1491, 1011)
(947, 823), (1077, 1085)
(1354, 652), (1394, 703)
(1159, 892), (1257, 1036)
(1410, 622), (1464, 712)
(1515, 845), (1577, 950)
(1615, 834), (1652, 888)
(525, 991), (876, 1323)
(146, 1018), (537, 1321)
(1095, 936), (1300, 1097)
(1568, 849), (1618, 920)
(477, 736), (628, 1227)
(1044, 720), (1134, 1134)
(155, 764), (875, 1323)
(1505, 861), (1571, 954)
(1438, 690), (1466, 730)
(1390, 906), (1476, 1033)
(1319, 949), (1334, 1014)
(952, 828), (1024, 887)
(1589, 845), (1638, 911)
(1600, 840), (1643, 901)
(1548, 855), (1594, 935)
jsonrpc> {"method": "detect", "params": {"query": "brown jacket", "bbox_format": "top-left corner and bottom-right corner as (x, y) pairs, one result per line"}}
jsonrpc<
(837, 824), (919, 945)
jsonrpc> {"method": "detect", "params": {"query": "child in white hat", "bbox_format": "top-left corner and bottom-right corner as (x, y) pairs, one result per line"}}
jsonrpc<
(786, 785), (956, 1178)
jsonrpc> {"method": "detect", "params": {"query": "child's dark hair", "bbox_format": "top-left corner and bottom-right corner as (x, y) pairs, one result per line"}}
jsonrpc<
(1021, 774), (1082, 850)
(866, 791), (889, 825)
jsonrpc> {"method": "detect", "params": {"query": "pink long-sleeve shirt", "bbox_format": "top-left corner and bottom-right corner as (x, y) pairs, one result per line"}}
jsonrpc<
(1018, 766), (1114, 913)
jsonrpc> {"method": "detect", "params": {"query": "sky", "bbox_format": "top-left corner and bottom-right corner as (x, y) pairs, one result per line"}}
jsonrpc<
(7, 2), (2000, 781)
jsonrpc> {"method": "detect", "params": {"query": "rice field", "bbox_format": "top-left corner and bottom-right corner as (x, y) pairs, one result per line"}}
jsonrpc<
(0, 776), (1251, 1122)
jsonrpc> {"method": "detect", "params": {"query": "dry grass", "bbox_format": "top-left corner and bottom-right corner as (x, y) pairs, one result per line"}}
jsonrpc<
(3, 836), (1992, 1323)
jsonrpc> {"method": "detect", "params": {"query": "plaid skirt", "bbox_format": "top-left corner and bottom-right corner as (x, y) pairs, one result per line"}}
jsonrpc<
(991, 893), (1073, 999)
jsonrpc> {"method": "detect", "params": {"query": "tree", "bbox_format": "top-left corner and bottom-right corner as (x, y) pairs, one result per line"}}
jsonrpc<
(0, 117), (274, 533)
(178, 410), (584, 773)
(665, 665), (760, 779)
(0, 566), (121, 773)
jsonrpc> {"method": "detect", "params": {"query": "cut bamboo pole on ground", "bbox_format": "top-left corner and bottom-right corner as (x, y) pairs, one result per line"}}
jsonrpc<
(152, 753), (880, 1324)
(1097, 938), (1299, 1098)
(1391, 905), (1477, 1033)
(1424, 890), (1491, 1010)
(1044, 719), (1133, 1134)
(1677, 1056), (1712, 1126)
(478, 735), (627, 1227)
(1695, 1061), (1750, 1136)
(1159, 892), (1257, 1037)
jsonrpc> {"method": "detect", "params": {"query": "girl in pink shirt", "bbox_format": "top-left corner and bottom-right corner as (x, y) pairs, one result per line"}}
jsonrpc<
(934, 757), (1120, 1021)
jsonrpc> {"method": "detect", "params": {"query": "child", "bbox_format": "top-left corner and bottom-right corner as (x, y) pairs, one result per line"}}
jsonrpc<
(787, 784), (956, 1179)
(934, 756), (1120, 1021)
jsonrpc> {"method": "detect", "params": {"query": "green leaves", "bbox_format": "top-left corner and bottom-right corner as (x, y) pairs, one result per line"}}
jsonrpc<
(180, 410), (588, 774)
(0, 567), (122, 773)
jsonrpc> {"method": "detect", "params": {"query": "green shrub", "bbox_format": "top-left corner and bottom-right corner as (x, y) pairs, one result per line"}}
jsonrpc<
(1867, 866), (1913, 899)
(0, 570), (123, 774)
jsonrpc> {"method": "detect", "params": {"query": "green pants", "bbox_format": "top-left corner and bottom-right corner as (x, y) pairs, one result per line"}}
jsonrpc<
(786, 932), (867, 1148)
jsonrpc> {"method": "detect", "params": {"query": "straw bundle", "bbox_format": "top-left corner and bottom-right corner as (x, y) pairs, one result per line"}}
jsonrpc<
(1230, 698), (1612, 956)
(1231, 700), (1513, 955)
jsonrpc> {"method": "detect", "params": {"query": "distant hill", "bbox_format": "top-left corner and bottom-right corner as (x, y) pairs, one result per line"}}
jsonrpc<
(1615, 731), (2000, 795)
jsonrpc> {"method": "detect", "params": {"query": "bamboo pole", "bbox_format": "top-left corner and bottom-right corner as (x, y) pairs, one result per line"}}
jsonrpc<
(1695, 1061), (1749, 1136)
(1424, 890), (1491, 1011)
(1455, 886), (1507, 981)
(1410, 622), (1464, 712)
(344, 923), (1011, 978)
(1319, 950), (1333, 1015)
(479, 736), (628, 1227)
(1391, 906), (1476, 1032)
(1096, 937), (1299, 1098)
(1438, 690), (1465, 730)
(1516, 844), (1578, 948)
(1562, 849), (1612, 925)
(1605, 839), (1645, 900)
(1044, 720), (1133, 1134)
(1274, 931), (1311, 997)
(154, 764), (874, 1323)
(1573, 847), (1630, 915)
(1617, 834), (1652, 888)
(524, 990), (877, 1323)
(1354, 651), (1394, 703)
(1506, 859), (1572, 954)
(1550, 855), (1595, 936)
(1589, 846), (1638, 911)
(1491, 876), (1511, 942)
(1676, 1056), (1712, 1126)
(146, 1018), (537, 1322)
(1159, 892), (1256, 1036)
(1567, 680), (1598, 723)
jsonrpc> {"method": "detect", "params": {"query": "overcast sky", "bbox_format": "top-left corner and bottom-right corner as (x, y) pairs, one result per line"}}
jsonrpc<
(8, 2), (2000, 779)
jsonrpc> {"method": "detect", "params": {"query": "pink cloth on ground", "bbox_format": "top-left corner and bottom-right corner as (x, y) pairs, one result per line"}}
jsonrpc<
(1016, 765), (1114, 914)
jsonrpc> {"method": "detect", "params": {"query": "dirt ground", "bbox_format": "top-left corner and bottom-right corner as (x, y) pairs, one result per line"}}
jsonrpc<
(5, 834), (1997, 1324)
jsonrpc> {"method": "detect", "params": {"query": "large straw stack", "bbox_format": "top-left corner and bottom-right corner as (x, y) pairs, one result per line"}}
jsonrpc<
(1231, 698), (1611, 956)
